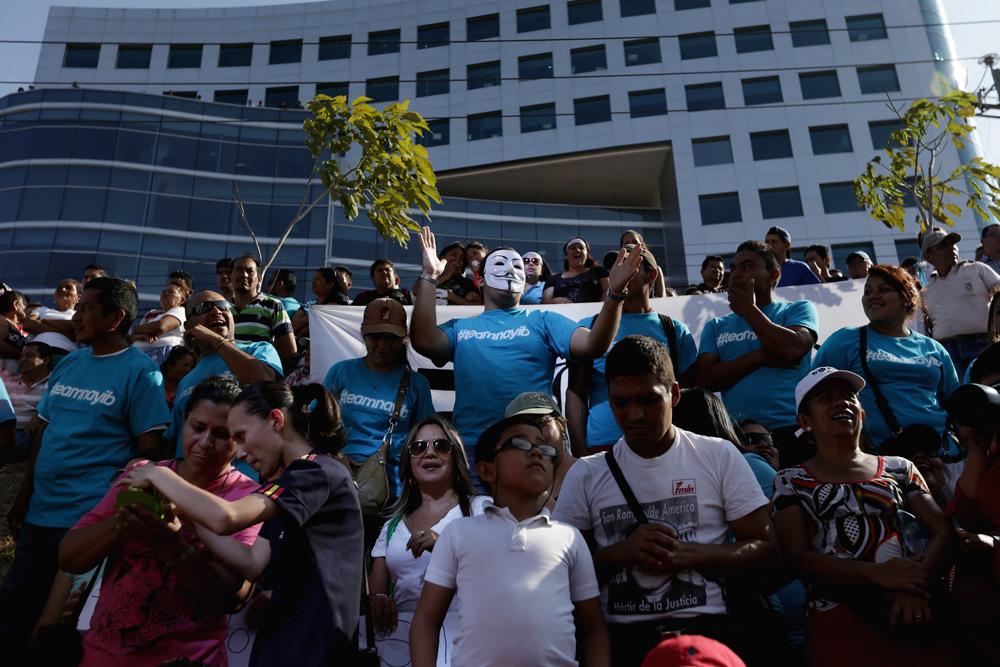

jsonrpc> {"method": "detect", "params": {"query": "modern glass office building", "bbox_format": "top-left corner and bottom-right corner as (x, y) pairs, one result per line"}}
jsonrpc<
(3, 0), (986, 302)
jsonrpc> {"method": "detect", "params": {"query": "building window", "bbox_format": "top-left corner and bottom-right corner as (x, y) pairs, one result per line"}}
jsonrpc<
(620, 0), (655, 17)
(219, 43), (252, 67)
(168, 44), (202, 68)
(116, 44), (152, 69)
(519, 53), (554, 80)
(820, 182), (864, 213)
(734, 25), (774, 53)
(789, 19), (830, 47)
(368, 29), (401, 55)
(629, 89), (667, 118)
(750, 130), (793, 160)
(214, 89), (249, 105)
(730, 0), (763, 3)
(857, 65), (900, 94)
(571, 45), (607, 74)
(166, 91), (197, 99)
(416, 70), (449, 97)
(468, 111), (502, 140)
(833, 243), (877, 270)
(575, 95), (612, 125)
(624, 38), (660, 66)
(685, 82), (725, 111)
(894, 239), (920, 262)
(316, 82), (349, 98)
(418, 119), (450, 147)
(675, 0), (710, 9)
(319, 35), (351, 60)
(810, 124), (853, 154)
(64, 43), (101, 68)
(869, 119), (904, 148)
(417, 22), (449, 49)
(700, 192), (742, 224)
(679, 32), (717, 60)
(269, 39), (302, 65)
(847, 14), (888, 42)
(265, 86), (299, 108)
(467, 61), (501, 89)
(521, 103), (557, 133)
(742, 76), (782, 105)
(692, 136), (733, 166)
(365, 76), (399, 102)
(568, 0), (603, 25)
(799, 70), (841, 99)
(517, 6), (551, 33)
(467, 14), (500, 41)
(760, 186), (803, 219)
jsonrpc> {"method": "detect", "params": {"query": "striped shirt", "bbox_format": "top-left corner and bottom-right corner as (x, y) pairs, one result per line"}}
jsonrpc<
(233, 293), (293, 343)
(7, 374), (49, 429)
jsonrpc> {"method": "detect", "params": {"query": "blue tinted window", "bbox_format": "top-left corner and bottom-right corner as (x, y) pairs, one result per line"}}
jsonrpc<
(316, 82), (349, 98)
(117, 44), (151, 69)
(0, 167), (26, 189)
(235, 143), (276, 176)
(686, 82), (725, 111)
(568, 0), (603, 25)
(0, 129), (35, 162)
(196, 139), (236, 173)
(742, 76), (782, 105)
(365, 77), (399, 103)
(699, 193), (741, 224)
(624, 39), (660, 66)
(857, 65), (900, 94)
(319, 35), (351, 60)
(368, 29), (401, 55)
(519, 53), (554, 80)
(147, 194), (190, 231)
(518, 6), (551, 33)
(467, 14), (500, 41)
(869, 119), (904, 149)
(620, 0), (655, 17)
(269, 39), (302, 65)
(110, 168), (150, 191)
(521, 103), (557, 133)
(675, 0), (709, 8)
(629, 89), (667, 118)
(31, 127), (76, 159)
(790, 19), (830, 47)
(67, 166), (110, 187)
(0, 191), (19, 221)
(820, 182), (864, 213)
(759, 186), (803, 219)
(750, 130), (792, 160)
(679, 32), (717, 60)
(692, 136), (733, 166)
(734, 25), (773, 53)
(155, 134), (199, 169)
(800, 71), (841, 99)
(275, 147), (313, 179)
(416, 70), (449, 97)
(467, 112), (502, 141)
(214, 89), (248, 106)
(26, 166), (68, 186)
(418, 119), (450, 147)
(114, 130), (157, 163)
(575, 96), (612, 125)
(265, 86), (299, 108)
(64, 43), (101, 68)
(809, 125), (853, 154)
(168, 44), (202, 68)
(60, 188), (107, 221)
(218, 44), (252, 67)
(847, 14), (887, 42)
(468, 61), (501, 89)
(18, 189), (63, 220)
(571, 45), (607, 74)
(417, 23), (449, 49)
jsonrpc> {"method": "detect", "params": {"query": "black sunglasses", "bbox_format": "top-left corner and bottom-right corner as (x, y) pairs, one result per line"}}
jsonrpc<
(745, 432), (774, 447)
(190, 299), (232, 317)
(408, 439), (453, 457)
(496, 436), (558, 460)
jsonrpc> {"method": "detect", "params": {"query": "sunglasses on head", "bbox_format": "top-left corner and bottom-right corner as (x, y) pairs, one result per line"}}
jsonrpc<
(745, 432), (774, 447)
(408, 438), (453, 457)
(496, 436), (558, 460)
(190, 299), (231, 317)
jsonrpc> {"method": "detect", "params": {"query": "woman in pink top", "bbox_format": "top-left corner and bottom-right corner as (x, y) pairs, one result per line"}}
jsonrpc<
(59, 377), (260, 666)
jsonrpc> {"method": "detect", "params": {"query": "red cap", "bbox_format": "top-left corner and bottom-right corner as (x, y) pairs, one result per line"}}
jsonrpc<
(641, 635), (745, 667)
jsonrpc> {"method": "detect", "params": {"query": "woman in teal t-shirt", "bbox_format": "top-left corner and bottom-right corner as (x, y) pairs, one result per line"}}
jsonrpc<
(813, 265), (959, 450)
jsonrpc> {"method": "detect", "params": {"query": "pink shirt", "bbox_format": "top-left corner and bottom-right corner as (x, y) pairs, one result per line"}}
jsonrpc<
(75, 461), (261, 667)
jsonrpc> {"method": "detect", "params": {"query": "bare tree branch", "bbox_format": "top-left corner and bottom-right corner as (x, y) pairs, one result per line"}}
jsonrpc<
(233, 182), (263, 264)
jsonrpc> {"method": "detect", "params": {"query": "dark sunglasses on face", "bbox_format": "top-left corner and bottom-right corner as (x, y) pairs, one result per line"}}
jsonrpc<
(190, 299), (232, 317)
(523, 257), (542, 264)
(496, 436), (558, 460)
(745, 432), (774, 447)
(408, 438), (453, 457)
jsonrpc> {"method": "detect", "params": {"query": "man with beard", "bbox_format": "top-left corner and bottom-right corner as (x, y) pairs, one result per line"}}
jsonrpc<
(410, 226), (641, 480)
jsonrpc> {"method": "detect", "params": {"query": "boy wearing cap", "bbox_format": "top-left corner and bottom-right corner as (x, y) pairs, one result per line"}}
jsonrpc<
(411, 415), (610, 667)
(323, 298), (434, 495)
(921, 229), (1000, 377)
(505, 391), (578, 508)
(764, 227), (821, 288)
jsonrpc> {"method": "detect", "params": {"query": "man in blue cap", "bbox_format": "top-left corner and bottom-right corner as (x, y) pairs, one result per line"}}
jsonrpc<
(765, 226), (821, 288)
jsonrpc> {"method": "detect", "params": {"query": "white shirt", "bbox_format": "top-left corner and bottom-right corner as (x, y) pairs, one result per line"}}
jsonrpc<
(424, 502), (599, 667)
(922, 261), (1000, 340)
(553, 429), (768, 623)
(28, 307), (78, 352)
(131, 306), (187, 350)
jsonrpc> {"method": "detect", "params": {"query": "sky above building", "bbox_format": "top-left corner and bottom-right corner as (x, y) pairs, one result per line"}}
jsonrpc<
(0, 0), (997, 161)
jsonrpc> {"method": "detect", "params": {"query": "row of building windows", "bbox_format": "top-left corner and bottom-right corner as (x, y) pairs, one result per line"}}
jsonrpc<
(61, 11), (888, 69)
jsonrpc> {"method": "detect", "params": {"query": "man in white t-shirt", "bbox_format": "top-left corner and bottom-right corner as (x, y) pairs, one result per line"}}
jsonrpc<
(554, 335), (775, 666)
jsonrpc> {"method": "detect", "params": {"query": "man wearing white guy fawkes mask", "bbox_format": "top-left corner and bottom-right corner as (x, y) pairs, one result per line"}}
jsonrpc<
(411, 226), (643, 485)
(520, 251), (548, 305)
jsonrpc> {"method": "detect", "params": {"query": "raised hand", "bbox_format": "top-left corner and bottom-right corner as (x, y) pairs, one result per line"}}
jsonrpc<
(607, 245), (644, 295)
(419, 227), (447, 280)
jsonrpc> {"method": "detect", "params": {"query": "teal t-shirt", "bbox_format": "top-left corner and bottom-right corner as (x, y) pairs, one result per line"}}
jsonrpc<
(580, 311), (698, 448)
(440, 308), (578, 463)
(29, 347), (170, 528)
(813, 326), (959, 447)
(323, 357), (435, 494)
(0, 376), (13, 423)
(699, 301), (819, 429)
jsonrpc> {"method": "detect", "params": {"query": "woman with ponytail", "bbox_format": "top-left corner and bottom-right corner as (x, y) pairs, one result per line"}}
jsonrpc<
(118, 381), (364, 667)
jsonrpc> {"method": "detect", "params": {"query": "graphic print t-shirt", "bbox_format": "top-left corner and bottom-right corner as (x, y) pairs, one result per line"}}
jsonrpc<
(553, 430), (767, 622)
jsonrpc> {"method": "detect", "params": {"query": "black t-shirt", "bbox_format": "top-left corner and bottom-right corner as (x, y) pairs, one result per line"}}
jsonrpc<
(251, 454), (363, 667)
(352, 288), (413, 306)
(547, 266), (609, 303)
(439, 274), (477, 300)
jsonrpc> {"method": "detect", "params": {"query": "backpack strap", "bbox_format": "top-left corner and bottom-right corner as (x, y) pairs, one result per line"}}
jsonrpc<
(658, 313), (679, 372)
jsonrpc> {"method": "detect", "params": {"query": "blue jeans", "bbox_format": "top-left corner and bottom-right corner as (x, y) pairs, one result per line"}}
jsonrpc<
(941, 333), (991, 381)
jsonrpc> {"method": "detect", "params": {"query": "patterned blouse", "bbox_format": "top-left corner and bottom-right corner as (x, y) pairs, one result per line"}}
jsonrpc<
(772, 455), (930, 610)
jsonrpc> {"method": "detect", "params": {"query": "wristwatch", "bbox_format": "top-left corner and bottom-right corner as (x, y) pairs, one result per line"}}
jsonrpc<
(607, 287), (628, 302)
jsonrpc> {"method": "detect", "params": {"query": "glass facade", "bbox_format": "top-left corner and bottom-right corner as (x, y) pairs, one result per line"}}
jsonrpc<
(467, 14), (500, 41)
(790, 20), (830, 47)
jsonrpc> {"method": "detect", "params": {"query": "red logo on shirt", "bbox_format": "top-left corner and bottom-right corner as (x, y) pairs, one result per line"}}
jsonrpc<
(672, 479), (696, 495)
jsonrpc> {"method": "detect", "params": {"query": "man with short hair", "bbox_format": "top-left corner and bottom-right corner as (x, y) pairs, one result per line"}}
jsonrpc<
(269, 268), (301, 316)
(693, 240), (819, 465)
(215, 257), (235, 302)
(334, 265), (354, 301)
(353, 259), (412, 306)
(555, 335), (775, 665)
(978, 223), (1000, 274)
(230, 254), (296, 372)
(521, 252), (548, 304)
(804, 245), (847, 282)
(82, 264), (106, 286)
(695, 256), (726, 293)
(764, 227), (821, 288)
(922, 230), (1000, 377)
(845, 251), (873, 280)
(0, 277), (171, 658)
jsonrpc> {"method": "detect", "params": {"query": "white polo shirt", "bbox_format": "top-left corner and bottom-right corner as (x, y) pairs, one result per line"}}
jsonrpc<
(424, 502), (599, 667)
(922, 261), (1000, 340)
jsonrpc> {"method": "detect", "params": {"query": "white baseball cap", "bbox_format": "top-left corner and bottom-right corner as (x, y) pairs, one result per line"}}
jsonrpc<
(795, 367), (866, 413)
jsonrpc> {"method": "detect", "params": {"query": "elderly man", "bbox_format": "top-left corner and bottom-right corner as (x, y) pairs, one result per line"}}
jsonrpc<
(230, 254), (296, 372)
(764, 226), (821, 288)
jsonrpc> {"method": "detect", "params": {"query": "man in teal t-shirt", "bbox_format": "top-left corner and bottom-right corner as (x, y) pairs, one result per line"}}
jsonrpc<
(566, 245), (698, 451)
(694, 240), (819, 466)
(323, 298), (434, 495)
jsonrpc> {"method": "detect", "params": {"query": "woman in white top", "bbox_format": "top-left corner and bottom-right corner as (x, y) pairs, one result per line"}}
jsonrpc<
(369, 414), (486, 635)
(128, 283), (187, 364)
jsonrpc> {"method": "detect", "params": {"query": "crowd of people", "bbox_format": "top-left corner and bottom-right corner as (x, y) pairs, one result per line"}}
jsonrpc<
(0, 221), (996, 667)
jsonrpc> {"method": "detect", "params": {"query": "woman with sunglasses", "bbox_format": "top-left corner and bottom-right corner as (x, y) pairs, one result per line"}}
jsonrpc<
(368, 414), (484, 637)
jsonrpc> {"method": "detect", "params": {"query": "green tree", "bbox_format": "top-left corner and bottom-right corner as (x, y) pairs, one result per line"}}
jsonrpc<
(854, 90), (1000, 233)
(240, 94), (441, 278)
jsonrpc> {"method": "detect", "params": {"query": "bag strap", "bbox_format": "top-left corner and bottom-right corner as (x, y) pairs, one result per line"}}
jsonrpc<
(382, 367), (412, 448)
(361, 551), (377, 654)
(858, 326), (902, 434)
(604, 449), (648, 526)
(658, 313), (679, 372)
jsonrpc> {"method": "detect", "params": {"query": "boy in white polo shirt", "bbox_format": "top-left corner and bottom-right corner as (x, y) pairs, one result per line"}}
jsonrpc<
(410, 415), (610, 667)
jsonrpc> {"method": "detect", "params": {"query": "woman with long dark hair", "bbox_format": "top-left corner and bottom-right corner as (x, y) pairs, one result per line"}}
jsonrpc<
(543, 237), (609, 304)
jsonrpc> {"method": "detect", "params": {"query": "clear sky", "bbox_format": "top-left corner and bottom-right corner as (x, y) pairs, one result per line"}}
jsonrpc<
(0, 0), (998, 159)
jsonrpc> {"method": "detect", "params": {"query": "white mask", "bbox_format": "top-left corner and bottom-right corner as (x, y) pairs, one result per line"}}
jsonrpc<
(483, 250), (526, 294)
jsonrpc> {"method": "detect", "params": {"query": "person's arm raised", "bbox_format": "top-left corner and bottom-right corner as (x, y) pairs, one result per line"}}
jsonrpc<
(187, 324), (278, 384)
(409, 227), (452, 367)
(569, 248), (642, 359)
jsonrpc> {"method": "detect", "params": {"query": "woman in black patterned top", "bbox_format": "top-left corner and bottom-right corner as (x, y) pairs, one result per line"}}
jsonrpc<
(542, 237), (609, 304)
